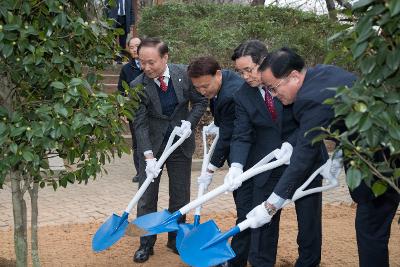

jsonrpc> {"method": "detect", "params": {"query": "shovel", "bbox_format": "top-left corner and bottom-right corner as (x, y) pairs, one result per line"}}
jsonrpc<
(130, 142), (293, 238)
(92, 126), (191, 252)
(176, 123), (220, 248)
(179, 150), (343, 267)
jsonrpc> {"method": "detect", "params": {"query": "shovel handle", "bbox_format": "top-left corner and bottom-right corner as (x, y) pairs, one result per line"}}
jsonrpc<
(125, 127), (190, 213)
(194, 126), (220, 217)
(237, 153), (342, 234)
(179, 149), (292, 215)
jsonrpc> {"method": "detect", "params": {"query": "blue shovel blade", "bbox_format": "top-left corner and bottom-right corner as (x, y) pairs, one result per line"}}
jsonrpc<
(176, 223), (194, 250)
(132, 209), (180, 236)
(179, 220), (236, 267)
(92, 212), (129, 252)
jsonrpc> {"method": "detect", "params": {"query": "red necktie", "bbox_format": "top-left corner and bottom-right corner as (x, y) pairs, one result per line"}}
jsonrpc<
(157, 76), (168, 92)
(263, 87), (277, 121)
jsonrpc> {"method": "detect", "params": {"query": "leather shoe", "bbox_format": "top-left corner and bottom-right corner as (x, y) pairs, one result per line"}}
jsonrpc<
(132, 175), (139, 183)
(166, 241), (179, 255)
(133, 246), (154, 263)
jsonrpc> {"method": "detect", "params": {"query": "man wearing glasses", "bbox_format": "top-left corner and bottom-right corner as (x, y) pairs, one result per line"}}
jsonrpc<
(223, 40), (299, 267)
(259, 47), (398, 267)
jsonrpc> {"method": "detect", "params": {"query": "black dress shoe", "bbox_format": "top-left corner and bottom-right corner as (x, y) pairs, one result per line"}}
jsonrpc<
(133, 246), (154, 263)
(132, 175), (139, 183)
(166, 241), (179, 255)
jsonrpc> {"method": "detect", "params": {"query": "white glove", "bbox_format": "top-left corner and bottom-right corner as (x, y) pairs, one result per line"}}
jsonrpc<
(224, 166), (243, 192)
(204, 122), (219, 135)
(178, 120), (192, 137)
(273, 142), (293, 165)
(197, 171), (213, 188)
(321, 150), (343, 182)
(246, 202), (273, 228)
(145, 158), (161, 181)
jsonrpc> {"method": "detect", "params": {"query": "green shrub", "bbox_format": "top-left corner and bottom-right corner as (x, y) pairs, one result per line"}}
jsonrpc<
(138, 3), (350, 69)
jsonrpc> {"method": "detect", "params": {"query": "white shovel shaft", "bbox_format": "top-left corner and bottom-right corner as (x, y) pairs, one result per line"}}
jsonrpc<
(125, 127), (189, 213)
(180, 149), (291, 215)
(194, 126), (219, 216)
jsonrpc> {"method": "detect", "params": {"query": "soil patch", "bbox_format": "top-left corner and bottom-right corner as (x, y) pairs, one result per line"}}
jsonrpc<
(0, 204), (399, 267)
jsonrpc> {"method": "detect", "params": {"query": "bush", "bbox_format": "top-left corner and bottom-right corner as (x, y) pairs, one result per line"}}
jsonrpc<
(138, 3), (350, 69)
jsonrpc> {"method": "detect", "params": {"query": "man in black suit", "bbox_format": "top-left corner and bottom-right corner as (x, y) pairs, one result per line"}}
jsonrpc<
(223, 40), (298, 267)
(118, 36), (142, 182)
(130, 38), (207, 263)
(107, 0), (134, 63)
(251, 47), (356, 267)
(187, 56), (244, 185)
(258, 47), (398, 267)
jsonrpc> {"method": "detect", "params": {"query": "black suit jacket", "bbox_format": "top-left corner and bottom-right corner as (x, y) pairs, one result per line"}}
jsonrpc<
(107, 0), (134, 33)
(273, 64), (357, 199)
(209, 70), (244, 168)
(230, 83), (298, 187)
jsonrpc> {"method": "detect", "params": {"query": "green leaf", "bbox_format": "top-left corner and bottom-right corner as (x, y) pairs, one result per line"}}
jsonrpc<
(389, 0), (400, 16)
(352, 0), (374, 10)
(10, 143), (18, 154)
(345, 111), (363, 128)
(22, 151), (34, 161)
(54, 103), (68, 117)
(2, 44), (13, 58)
(371, 180), (387, 197)
(388, 124), (400, 141)
(358, 115), (372, 132)
(386, 50), (400, 71)
(0, 32), (4, 41)
(351, 42), (368, 59)
(70, 78), (82, 87)
(0, 122), (6, 135)
(50, 81), (65, 89)
(10, 126), (26, 137)
(346, 166), (362, 190)
(4, 24), (20, 31)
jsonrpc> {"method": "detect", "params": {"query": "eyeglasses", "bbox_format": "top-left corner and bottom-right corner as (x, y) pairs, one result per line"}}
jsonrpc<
(236, 65), (258, 77)
(266, 78), (285, 94)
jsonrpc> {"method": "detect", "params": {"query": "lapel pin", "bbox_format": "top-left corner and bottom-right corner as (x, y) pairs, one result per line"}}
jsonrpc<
(179, 78), (182, 82)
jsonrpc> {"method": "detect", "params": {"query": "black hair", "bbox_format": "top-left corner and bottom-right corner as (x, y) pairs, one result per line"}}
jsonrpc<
(137, 37), (169, 57)
(231, 40), (268, 64)
(187, 56), (221, 78)
(259, 47), (305, 78)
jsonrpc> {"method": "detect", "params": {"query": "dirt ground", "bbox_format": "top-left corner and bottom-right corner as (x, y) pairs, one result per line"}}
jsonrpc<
(0, 204), (399, 267)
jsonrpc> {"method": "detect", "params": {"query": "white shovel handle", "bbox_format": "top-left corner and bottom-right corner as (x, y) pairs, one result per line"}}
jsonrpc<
(194, 125), (220, 216)
(179, 148), (292, 215)
(237, 152), (342, 232)
(125, 126), (190, 213)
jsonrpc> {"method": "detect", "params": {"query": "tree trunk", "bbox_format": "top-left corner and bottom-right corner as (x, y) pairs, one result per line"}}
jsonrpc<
(325, 0), (337, 20)
(29, 182), (41, 267)
(251, 0), (264, 6)
(11, 171), (28, 267)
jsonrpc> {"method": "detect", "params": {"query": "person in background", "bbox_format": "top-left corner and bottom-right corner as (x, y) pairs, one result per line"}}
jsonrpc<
(118, 36), (142, 182)
(130, 37), (208, 263)
(187, 56), (244, 188)
(106, 0), (134, 64)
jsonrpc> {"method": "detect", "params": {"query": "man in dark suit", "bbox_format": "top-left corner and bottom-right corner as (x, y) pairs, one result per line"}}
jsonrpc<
(258, 47), (398, 267)
(106, 0), (134, 63)
(118, 36), (142, 182)
(130, 37), (208, 263)
(223, 40), (298, 267)
(186, 56), (244, 184)
(252, 47), (356, 267)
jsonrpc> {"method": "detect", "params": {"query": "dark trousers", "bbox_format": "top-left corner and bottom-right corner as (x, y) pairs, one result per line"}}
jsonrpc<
(129, 121), (139, 174)
(136, 145), (192, 248)
(248, 176), (322, 267)
(116, 15), (127, 55)
(355, 189), (399, 267)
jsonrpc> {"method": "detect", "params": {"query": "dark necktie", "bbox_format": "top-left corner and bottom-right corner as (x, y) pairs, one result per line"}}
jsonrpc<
(263, 87), (277, 121)
(158, 76), (168, 92)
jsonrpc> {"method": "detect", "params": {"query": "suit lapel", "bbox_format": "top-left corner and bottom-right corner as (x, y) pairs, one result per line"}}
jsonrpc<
(143, 75), (163, 115)
(251, 86), (279, 129)
(169, 64), (184, 104)
(274, 97), (283, 129)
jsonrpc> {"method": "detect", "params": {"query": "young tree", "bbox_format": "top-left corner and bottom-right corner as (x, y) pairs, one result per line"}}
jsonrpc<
(0, 1), (139, 266)
(327, 0), (400, 195)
